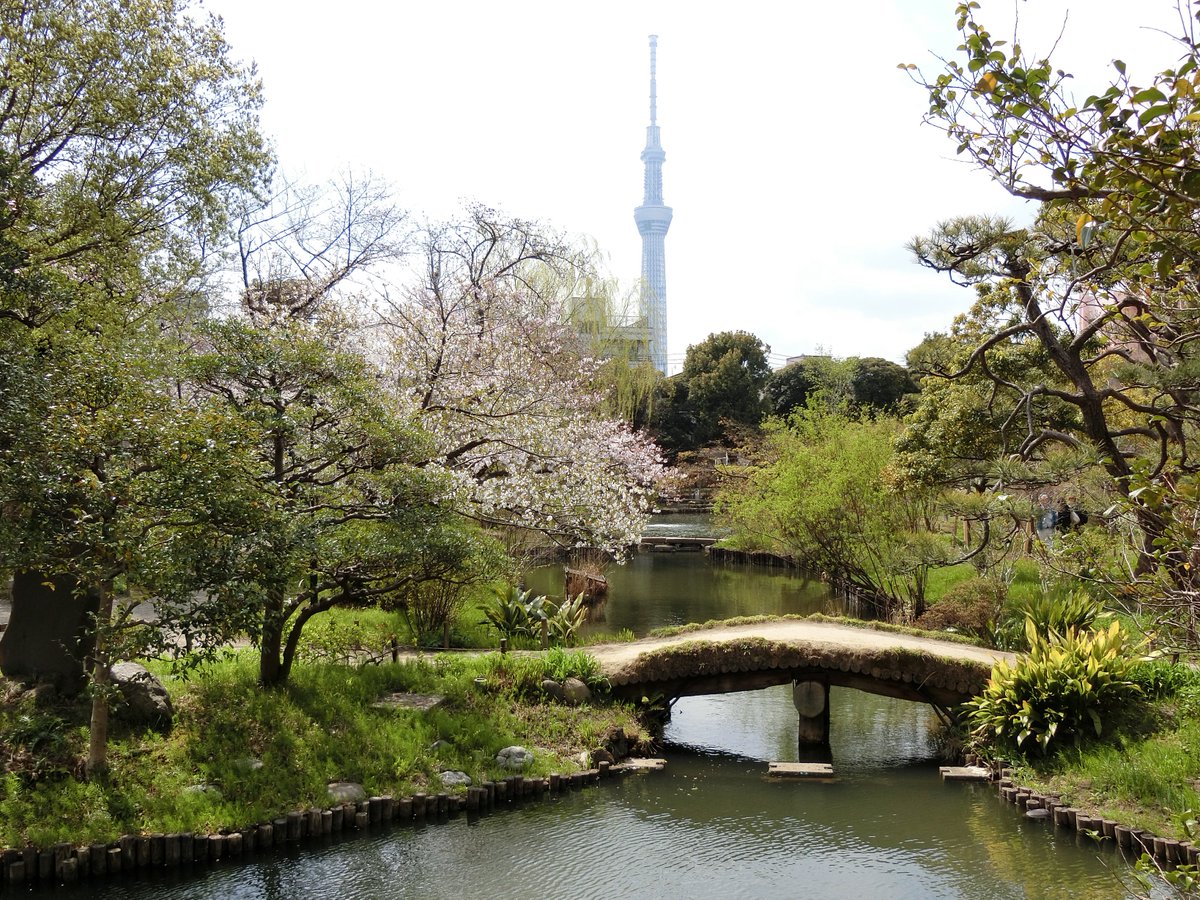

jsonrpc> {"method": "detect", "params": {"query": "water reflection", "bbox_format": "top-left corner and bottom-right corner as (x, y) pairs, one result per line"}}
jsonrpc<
(527, 552), (833, 637)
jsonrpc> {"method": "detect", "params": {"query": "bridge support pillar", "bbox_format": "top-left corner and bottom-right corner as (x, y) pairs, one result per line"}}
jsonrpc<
(793, 677), (832, 762)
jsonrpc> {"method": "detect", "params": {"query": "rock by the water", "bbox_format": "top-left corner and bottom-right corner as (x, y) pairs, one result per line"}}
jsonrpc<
(603, 726), (629, 759)
(592, 748), (615, 766)
(562, 677), (592, 705)
(541, 679), (565, 701)
(496, 746), (533, 771)
(328, 781), (366, 803)
(1026, 808), (1052, 820)
(440, 770), (472, 787)
(110, 662), (173, 731)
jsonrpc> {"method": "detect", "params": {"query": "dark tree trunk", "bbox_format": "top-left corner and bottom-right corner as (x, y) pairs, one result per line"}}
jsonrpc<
(0, 569), (100, 691)
(259, 584), (293, 688)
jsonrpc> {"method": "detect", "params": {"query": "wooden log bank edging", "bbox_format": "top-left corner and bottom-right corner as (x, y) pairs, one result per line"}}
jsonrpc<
(0, 760), (659, 891)
(955, 756), (1199, 871)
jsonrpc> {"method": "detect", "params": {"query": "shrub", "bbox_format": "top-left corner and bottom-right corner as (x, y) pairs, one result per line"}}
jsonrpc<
(482, 586), (541, 641)
(989, 584), (1105, 651)
(482, 586), (587, 647)
(965, 619), (1142, 756)
(543, 647), (605, 688)
(915, 576), (1007, 643)
(293, 610), (404, 665)
(404, 580), (467, 647)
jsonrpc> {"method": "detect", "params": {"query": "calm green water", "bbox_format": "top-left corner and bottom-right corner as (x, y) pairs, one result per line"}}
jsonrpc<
(53, 526), (1145, 899)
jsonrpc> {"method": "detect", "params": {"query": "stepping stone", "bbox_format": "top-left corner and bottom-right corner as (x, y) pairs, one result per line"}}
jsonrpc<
(768, 762), (834, 778)
(613, 758), (667, 772)
(939, 766), (992, 782)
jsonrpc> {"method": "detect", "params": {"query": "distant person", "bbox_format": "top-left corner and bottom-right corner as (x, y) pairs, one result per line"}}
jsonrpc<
(1056, 494), (1088, 532)
(1035, 492), (1057, 544)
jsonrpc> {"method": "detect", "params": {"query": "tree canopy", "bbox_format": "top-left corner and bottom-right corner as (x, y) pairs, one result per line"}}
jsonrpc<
(0, 0), (272, 771)
(904, 1), (1200, 643)
(651, 330), (771, 451)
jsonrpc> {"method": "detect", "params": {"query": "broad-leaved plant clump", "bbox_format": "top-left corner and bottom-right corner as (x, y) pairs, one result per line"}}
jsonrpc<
(966, 619), (1141, 756)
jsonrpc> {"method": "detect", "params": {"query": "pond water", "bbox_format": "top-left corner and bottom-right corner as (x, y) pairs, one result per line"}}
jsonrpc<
(52, 519), (1145, 899)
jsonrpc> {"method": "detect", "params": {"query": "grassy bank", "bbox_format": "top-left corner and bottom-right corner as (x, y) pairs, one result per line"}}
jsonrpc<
(998, 660), (1200, 840)
(0, 649), (646, 849)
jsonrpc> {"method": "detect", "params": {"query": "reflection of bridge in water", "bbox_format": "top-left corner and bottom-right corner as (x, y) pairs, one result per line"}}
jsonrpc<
(589, 619), (1013, 755)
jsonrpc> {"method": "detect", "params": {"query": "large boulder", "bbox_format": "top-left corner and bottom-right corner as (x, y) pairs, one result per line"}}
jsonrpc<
(603, 726), (630, 759)
(110, 662), (173, 732)
(562, 677), (592, 705)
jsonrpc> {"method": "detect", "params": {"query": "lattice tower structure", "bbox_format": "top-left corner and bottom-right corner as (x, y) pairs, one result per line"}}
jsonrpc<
(633, 34), (672, 373)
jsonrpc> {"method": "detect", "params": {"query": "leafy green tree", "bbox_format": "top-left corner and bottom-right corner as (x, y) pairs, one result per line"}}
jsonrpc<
(765, 359), (824, 418)
(646, 376), (697, 457)
(673, 330), (771, 447)
(0, 0), (269, 771)
(851, 357), (919, 411)
(187, 309), (488, 687)
(716, 405), (955, 619)
(904, 2), (1200, 610)
(0, 313), (262, 774)
(766, 355), (915, 419)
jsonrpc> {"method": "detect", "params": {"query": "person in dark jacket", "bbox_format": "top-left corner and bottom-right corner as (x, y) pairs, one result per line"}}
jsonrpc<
(1056, 494), (1088, 531)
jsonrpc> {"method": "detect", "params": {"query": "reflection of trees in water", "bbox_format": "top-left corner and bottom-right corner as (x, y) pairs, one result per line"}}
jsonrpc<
(525, 551), (833, 637)
(828, 687), (935, 766)
(962, 792), (1134, 899)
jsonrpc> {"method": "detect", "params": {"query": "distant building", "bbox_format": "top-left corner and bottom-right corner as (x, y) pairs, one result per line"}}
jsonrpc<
(633, 35), (672, 374)
(567, 292), (651, 363)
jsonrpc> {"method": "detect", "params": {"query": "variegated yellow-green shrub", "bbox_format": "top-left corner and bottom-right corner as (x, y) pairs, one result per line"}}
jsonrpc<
(965, 619), (1142, 757)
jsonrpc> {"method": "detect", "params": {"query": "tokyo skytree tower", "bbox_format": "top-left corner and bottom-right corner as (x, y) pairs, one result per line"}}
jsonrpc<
(633, 35), (672, 373)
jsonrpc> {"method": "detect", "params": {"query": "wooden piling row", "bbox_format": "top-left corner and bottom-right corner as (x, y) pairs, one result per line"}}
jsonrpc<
(982, 760), (1195, 871)
(0, 758), (655, 892)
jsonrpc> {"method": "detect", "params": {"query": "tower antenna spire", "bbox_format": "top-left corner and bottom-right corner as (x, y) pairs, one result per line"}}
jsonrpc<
(649, 34), (657, 126)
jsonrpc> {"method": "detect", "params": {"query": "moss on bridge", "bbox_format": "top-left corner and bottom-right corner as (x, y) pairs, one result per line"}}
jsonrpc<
(605, 636), (994, 709)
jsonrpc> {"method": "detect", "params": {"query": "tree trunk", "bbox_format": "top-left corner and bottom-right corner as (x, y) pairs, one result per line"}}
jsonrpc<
(0, 569), (99, 691)
(86, 586), (115, 779)
(259, 591), (287, 687)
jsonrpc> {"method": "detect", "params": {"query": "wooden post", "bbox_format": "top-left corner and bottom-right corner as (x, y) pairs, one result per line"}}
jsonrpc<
(541, 618), (549, 650)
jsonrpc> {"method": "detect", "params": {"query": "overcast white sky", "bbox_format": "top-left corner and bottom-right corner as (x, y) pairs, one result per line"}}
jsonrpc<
(202, 0), (1188, 371)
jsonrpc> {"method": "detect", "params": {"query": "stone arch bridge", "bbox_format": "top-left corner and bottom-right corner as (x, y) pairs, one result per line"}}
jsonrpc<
(587, 619), (1014, 747)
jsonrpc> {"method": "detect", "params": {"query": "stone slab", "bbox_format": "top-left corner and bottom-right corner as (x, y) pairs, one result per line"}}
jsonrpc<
(613, 758), (667, 772)
(939, 766), (992, 782)
(768, 762), (834, 778)
(370, 693), (444, 711)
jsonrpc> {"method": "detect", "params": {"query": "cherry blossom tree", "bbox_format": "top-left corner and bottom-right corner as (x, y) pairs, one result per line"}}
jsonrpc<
(378, 207), (674, 557)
